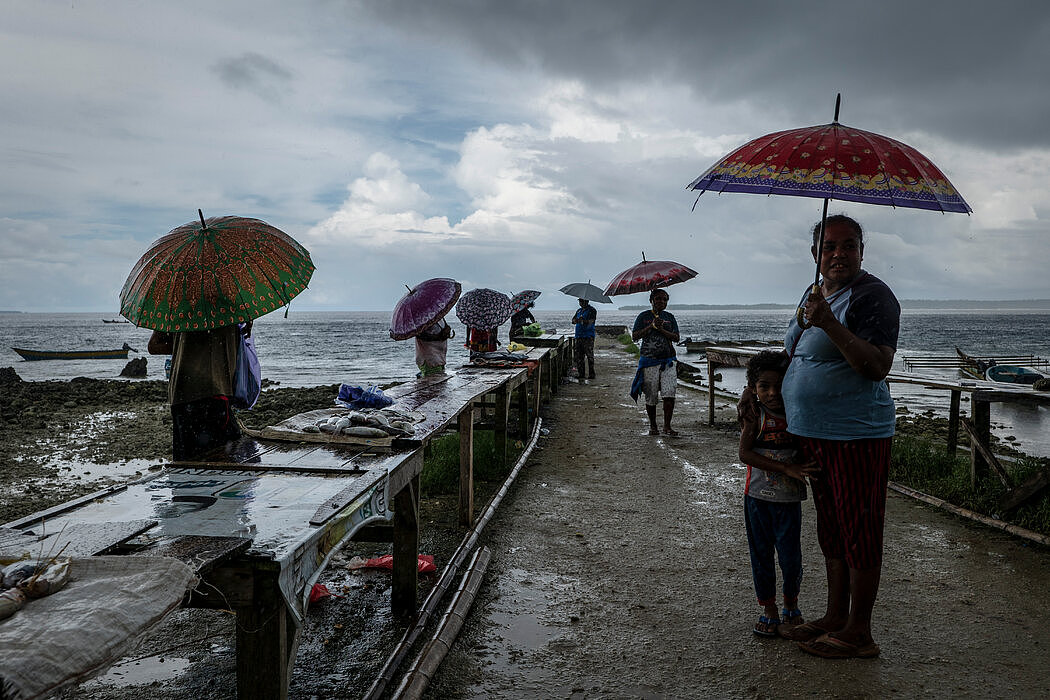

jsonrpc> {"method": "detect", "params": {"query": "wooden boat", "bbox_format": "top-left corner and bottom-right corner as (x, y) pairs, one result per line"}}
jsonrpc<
(955, 347), (1048, 384)
(11, 342), (135, 361)
(985, 364), (1046, 385)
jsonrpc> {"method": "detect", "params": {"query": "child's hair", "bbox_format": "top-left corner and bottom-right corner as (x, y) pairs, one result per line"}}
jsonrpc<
(745, 350), (789, 387)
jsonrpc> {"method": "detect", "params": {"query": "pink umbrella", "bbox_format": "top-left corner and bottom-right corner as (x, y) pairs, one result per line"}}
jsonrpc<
(389, 278), (462, 340)
(604, 253), (698, 296)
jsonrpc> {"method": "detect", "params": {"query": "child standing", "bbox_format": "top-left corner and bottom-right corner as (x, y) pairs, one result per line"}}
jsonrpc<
(738, 350), (818, 637)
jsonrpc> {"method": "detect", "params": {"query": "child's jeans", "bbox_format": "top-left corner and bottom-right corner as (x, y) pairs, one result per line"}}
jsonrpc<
(744, 495), (803, 606)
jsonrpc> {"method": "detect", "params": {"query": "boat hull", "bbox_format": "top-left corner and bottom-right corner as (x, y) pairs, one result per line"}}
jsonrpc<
(985, 365), (1046, 385)
(12, 347), (130, 361)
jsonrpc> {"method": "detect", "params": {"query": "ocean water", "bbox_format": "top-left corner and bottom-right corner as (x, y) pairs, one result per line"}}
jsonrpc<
(2, 308), (1048, 457)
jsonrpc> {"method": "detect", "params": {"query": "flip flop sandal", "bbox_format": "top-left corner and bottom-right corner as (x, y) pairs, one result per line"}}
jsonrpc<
(753, 615), (781, 637)
(778, 620), (829, 641)
(781, 608), (805, 626)
(798, 633), (881, 659)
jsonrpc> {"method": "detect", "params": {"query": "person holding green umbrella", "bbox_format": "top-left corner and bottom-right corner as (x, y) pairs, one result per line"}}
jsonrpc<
(126, 212), (314, 459)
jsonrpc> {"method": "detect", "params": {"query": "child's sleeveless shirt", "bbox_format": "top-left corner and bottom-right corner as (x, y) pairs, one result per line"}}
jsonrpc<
(745, 406), (807, 503)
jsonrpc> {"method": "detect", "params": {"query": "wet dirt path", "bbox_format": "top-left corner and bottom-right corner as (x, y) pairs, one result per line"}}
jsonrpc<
(426, 339), (1050, 699)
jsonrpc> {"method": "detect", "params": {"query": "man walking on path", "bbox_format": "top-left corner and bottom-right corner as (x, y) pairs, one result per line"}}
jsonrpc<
(571, 298), (597, 382)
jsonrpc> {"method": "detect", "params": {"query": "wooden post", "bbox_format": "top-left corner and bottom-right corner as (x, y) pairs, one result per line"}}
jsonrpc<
(969, 398), (991, 485)
(549, 344), (560, 395)
(458, 408), (474, 527)
(391, 474), (420, 617)
(235, 565), (299, 700)
(532, 362), (543, 420)
(494, 383), (509, 468)
(707, 360), (718, 426)
(947, 389), (960, 457)
(517, 378), (530, 440)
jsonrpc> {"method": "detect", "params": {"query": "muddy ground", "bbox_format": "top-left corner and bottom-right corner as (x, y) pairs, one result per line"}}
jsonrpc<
(3, 341), (1050, 699)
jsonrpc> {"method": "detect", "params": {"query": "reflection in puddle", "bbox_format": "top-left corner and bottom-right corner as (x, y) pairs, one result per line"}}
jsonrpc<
(82, 655), (191, 688)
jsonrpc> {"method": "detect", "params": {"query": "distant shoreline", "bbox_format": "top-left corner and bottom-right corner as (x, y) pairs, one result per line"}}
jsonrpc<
(618, 299), (1050, 311)
(4, 300), (1050, 314)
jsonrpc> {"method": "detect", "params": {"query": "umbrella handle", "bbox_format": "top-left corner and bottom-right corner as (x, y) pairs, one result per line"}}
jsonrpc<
(795, 283), (819, 329)
(795, 305), (811, 329)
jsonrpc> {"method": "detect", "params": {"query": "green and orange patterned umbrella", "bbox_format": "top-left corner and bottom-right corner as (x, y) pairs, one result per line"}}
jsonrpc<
(120, 211), (314, 332)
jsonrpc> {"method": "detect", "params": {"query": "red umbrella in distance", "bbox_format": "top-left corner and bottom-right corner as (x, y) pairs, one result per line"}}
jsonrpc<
(604, 253), (698, 296)
(687, 93), (971, 325)
(390, 278), (462, 340)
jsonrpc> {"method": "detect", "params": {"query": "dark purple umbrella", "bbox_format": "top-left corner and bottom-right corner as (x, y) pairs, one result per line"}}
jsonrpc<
(510, 290), (541, 313)
(389, 278), (462, 340)
(455, 288), (513, 328)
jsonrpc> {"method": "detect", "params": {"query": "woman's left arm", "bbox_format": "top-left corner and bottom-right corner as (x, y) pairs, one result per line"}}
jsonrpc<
(804, 291), (894, 381)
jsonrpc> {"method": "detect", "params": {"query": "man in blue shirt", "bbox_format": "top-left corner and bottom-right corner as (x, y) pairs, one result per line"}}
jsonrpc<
(571, 298), (597, 382)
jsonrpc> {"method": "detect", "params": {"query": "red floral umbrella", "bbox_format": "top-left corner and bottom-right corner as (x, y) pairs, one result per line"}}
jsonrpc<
(604, 253), (698, 296)
(390, 278), (462, 340)
(510, 290), (541, 313)
(120, 211), (314, 332)
(686, 94), (971, 324)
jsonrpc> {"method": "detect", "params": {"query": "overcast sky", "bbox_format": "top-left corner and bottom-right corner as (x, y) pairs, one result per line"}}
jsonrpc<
(3, 0), (1049, 313)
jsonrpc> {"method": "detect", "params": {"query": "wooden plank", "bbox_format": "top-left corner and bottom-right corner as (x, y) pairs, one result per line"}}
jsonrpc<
(308, 472), (387, 526)
(707, 358), (717, 426)
(0, 527), (43, 560)
(459, 408), (474, 527)
(391, 474), (420, 617)
(494, 383), (509, 468)
(532, 361), (543, 426)
(32, 519), (158, 557)
(234, 568), (297, 700)
(167, 460), (372, 475)
(3, 483), (130, 529)
(961, 416), (1009, 486)
(947, 390), (960, 457)
(1000, 468), (1050, 513)
(517, 377), (530, 440)
(144, 535), (251, 576)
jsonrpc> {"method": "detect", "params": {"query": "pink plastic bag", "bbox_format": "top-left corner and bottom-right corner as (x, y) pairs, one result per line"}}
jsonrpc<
(362, 554), (437, 574)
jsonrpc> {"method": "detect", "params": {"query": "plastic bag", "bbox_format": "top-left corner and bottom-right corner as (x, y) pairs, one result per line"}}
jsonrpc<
(232, 325), (261, 409)
(522, 322), (543, 337)
(353, 554), (437, 574)
(336, 384), (393, 409)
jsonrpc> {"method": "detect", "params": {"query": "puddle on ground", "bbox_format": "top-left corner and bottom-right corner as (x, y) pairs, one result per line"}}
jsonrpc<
(81, 655), (191, 688)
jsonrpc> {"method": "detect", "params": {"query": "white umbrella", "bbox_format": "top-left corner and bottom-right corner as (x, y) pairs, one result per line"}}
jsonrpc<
(559, 282), (613, 304)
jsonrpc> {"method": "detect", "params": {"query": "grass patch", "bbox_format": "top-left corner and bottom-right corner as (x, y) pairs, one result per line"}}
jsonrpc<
(890, 435), (1050, 536)
(616, 333), (640, 358)
(420, 430), (523, 497)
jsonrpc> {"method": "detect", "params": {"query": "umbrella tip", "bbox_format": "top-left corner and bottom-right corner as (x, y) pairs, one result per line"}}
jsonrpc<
(198, 209), (207, 229)
(405, 284), (413, 293)
(833, 93), (841, 123)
